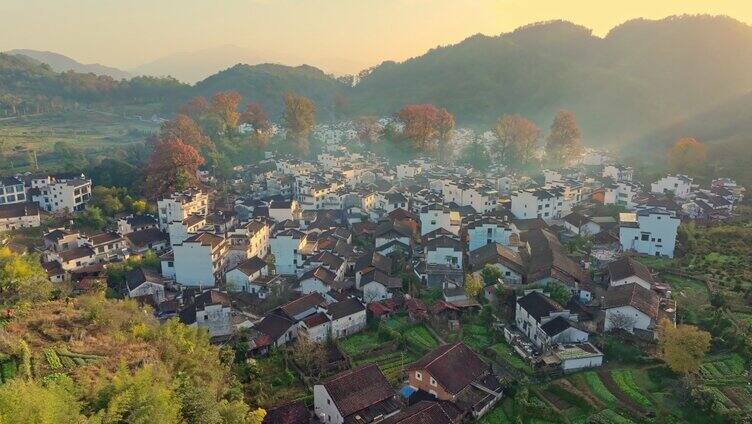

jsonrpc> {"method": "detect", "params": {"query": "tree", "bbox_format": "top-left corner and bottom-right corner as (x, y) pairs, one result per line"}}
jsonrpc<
(546, 110), (582, 165)
(144, 136), (204, 199)
(480, 264), (502, 286)
(283, 93), (316, 157)
(179, 96), (210, 120)
(53, 141), (87, 171)
(290, 337), (327, 379)
(667, 137), (707, 173)
(607, 311), (638, 332)
(493, 114), (540, 166)
(0, 247), (53, 308)
(396, 104), (453, 154)
(457, 139), (491, 170)
(0, 377), (83, 424)
(658, 319), (711, 374)
(160, 114), (214, 152)
(354, 116), (381, 145)
(464, 274), (483, 298)
(241, 102), (271, 150)
(211, 91), (242, 129)
(547, 282), (572, 305)
(130, 199), (149, 215)
(92, 365), (181, 423)
(74, 206), (106, 231)
(90, 186), (125, 216)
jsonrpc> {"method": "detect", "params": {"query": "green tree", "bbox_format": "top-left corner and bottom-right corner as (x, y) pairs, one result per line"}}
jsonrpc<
(283, 93), (316, 157)
(0, 377), (83, 424)
(464, 273), (483, 298)
(658, 319), (711, 374)
(0, 247), (53, 307)
(91, 365), (180, 424)
(74, 206), (106, 231)
(547, 282), (572, 305)
(480, 264), (502, 286)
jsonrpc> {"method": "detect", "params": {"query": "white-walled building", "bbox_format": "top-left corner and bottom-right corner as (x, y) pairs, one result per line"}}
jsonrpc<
(420, 203), (460, 236)
(603, 283), (659, 333)
(602, 165), (633, 182)
(603, 181), (641, 209)
(31, 174), (91, 212)
(650, 175), (693, 199)
(0, 203), (40, 231)
(515, 291), (587, 350)
(269, 229), (306, 275)
(619, 208), (680, 258)
(0, 177), (27, 205)
(464, 216), (513, 252)
(173, 232), (228, 287)
(510, 188), (565, 221)
(157, 189), (208, 231)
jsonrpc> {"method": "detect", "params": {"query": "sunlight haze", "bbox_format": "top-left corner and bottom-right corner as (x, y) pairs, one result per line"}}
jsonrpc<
(2, 0), (751, 78)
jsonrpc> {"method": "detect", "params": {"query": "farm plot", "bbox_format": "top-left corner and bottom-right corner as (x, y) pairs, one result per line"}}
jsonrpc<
(254, 353), (310, 408)
(609, 369), (652, 409)
(489, 342), (533, 375)
(338, 331), (383, 357)
(462, 324), (494, 351)
(695, 354), (752, 415)
(354, 350), (420, 386)
(403, 325), (438, 353)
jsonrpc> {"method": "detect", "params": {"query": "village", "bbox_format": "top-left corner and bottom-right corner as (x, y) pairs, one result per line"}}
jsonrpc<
(0, 118), (747, 424)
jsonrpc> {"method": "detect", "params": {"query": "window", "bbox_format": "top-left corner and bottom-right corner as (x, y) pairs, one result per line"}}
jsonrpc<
(641, 234), (650, 241)
(415, 371), (422, 381)
(430, 377), (437, 387)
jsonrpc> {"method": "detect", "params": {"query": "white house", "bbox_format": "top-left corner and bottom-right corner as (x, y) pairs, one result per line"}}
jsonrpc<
(179, 290), (233, 338)
(650, 175), (693, 199)
(607, 257), (655, 290)
(515, 291), (587, 350)
(31, 174), (91, 212)
(619, 208), (680, 258)
(603, 181), (641, 209)
(0, 177), (27, 205)
(124, 267), (165, 303)
(602, 165), (633, 182)
(510, 188), (565, 221)
(269, 199), (301, 222)
(313, 364), (399, 424)
(157, 189), (208, 231)
(269, 229), (306, 275)
(424, 234), (463, 270)
(326, 298), (366, 339)
(0, 203), (40, 231)
(464, 216), (513, 252)
(225, 256), (269, 293)
(173, 232), (228, 287)
(603, 283), (660, 333)
(562, 213), (601, 236)
(420, 203), (460, 236)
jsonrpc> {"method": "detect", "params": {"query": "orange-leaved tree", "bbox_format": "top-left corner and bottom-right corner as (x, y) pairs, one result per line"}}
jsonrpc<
(283, 93), (316, 157)
(667, 137), (707, 173)
(546, 110), (582, 165)
(396, 104), (453, 155)
(160, 114), (214, 152)
(493, 114), (540, 167)
(211, 91), (242, 129)
(657, 318), (711, 374)
(145, 136), (204, 199)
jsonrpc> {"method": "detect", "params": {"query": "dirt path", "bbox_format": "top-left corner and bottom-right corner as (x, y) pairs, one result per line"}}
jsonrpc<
(597, 369), (648, 419)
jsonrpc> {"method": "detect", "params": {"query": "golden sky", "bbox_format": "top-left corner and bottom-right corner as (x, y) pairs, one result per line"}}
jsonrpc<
(1, 0), (751, 74)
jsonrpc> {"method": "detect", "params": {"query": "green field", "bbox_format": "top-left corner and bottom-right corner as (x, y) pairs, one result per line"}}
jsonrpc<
(0, 110), (157, 172)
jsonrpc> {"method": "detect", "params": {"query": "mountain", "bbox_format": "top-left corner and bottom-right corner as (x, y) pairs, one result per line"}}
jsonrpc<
(636, 91), (752, 186)
(6, 49), (132, 79)
(193, 63), (347, 120)
(131, 45), (303, 84)
(350, 15), (752, 145)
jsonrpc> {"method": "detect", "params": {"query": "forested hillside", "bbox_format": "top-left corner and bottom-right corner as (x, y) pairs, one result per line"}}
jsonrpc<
(3, 15), (752, 149)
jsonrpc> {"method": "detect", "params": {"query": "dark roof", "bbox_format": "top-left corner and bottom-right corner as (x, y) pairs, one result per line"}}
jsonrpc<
(511, 218), (549, 231)
(183, 232), (224, 249)
(88, 232), (122, 246)
(563, 212), (593, 228)
(302, 312), (330, 328)
(58, 246), (95, 262)
(0, 202), (39, 219)
(322, 364), (395, 419)
(381, 401), (461, 424)
(124, 267), (163, 291)
(125, 228), (166, 248)
(467, 243), (525, 275)
(263, 401), (310, 424)
(540, 316), (573, 336)
(233, 256), (268, 276)
(521, 229), (589, 285)
(424, 235), (462, 251)
(326, 298), (364, 320)
(354, 251), (392, 274)
(408, 342), (489, 395)
(516, 291), (563, 322)
(44, 228), (77, 242)
(604, 283), (660, 319)
(279, 292), (326, 318)
(194, 290), (231, 309)
(255, 313), (296, 340)
(608, 257), (655, 285)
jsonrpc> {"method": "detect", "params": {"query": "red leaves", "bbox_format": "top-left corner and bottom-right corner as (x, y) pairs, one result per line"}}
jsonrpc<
(145, 136), (204, 198)
(240, 101), (270, 132)
(396, 104), (454, 151)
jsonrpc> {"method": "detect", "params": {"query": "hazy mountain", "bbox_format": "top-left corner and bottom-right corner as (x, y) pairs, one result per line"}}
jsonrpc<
(6, 49), (132, 80)
(193, 63), (347, 120)
(350, 15), (752, 145)
(131, 45), (303, 84)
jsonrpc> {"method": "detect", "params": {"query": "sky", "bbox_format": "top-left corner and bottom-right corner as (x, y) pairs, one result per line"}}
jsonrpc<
(1, 0), (751, 75)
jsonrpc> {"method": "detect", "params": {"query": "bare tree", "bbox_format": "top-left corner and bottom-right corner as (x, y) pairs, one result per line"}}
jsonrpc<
(290, 336), (327, 379)
(607, 311), (637, 332)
